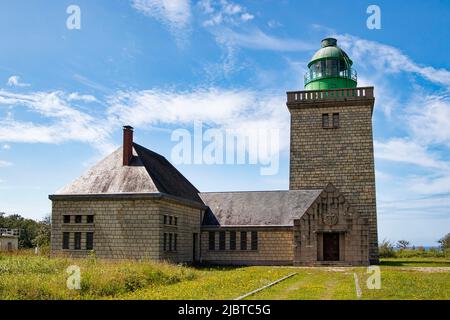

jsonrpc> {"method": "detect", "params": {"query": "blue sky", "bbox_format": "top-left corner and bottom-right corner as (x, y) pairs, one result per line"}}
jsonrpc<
(0, 0), (449, 246)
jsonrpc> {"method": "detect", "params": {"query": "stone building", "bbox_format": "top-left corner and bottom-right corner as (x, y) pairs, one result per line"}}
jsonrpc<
(0, 229), (19, 251)
(50, 38), (379, 265)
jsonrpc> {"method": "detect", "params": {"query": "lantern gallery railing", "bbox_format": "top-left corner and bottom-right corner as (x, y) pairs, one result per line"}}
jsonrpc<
(304, 68), (357, 85)
(287, 87), (374, 103)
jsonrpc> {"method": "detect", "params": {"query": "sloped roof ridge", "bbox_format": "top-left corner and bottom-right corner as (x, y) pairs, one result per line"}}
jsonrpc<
(133, 142), (202, 203)
(133, 142), (200, 192)
(200, 189), (323, 194)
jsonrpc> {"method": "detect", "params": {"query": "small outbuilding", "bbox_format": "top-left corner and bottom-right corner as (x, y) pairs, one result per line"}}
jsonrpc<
(0, 229), (19, 251)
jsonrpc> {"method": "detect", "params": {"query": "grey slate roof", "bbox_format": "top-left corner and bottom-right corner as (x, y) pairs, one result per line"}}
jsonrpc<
(55, 139), (326, 225)
(56, 143), (202, 204)
(200, 189), (322, 226)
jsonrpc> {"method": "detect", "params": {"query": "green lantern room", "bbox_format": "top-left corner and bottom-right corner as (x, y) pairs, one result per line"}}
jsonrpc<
(304, 38), (357, 90)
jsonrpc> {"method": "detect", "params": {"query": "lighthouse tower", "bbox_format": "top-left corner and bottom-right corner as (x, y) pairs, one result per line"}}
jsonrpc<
(287, 38), (379, 264)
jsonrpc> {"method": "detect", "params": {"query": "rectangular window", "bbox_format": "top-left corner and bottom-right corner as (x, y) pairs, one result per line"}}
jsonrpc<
(163, 215), (167, 225)
(208, 231), (215, 250)
(169, 216), (173, 225)
(229, 231), (236, 250)
(86, 232), (94, 250)
(74, 232), (81, 250)
(322, 114), (329, 128)
(174, 234), (178, 251)
(169, 233), (173, 251)
(219, 231), (226, 250)
(333, 113), (339, 128)
(86, 215), (94, 223)
(174, 217), (178, 226)
(240, 231), (247, 250)
(75, 215), (82, 223)
(251, 231), (258, 250)
(163, 233), (167, 251)
(62, 232), (70, 249)
(63, 215), (70, 224)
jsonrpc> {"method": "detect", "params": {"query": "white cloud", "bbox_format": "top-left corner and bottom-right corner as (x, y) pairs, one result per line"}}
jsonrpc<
(200, 0), (253, 26)
(205, 27), (313, 79)
(240, 13), (254, 22)
(214, 27), (314, 52)
(73, 74), (111, 93)
(374, 138), (449, 171)
(375, 170), (393, 183)
(337, 33), (450, 209)
(0, 90), (92, 120)
(2, 144), (10, 150)
(107, 87), (290, 152)
(206, 27), (313, 77)
(357, 75), (400, 117)
(7, 76), (30, 88)
(0, 160), (12, 167)
(0, 86), (293, 158)
(378, 194), (450, 221)
(407, 175), (450, 195)
(67, 92), (98, 103)
(337, 34), (450, 89)
(0, 89), (115, 154)
(373, 92), (450, 196)
(267, 20), (281, 29)
(131, 0), (191, 45)
(407, 93), (450, 148)
(198, 2), (312, 79)
(198, 0), (214, 13)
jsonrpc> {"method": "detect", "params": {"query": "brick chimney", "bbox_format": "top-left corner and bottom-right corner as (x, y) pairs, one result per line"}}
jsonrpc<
(122, 125), (134, 166)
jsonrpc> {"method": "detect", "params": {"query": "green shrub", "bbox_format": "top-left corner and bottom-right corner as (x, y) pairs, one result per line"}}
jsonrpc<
(379, 239), (396, 258)
(438, 233), (450, 250)
(396, 248), (446, 258)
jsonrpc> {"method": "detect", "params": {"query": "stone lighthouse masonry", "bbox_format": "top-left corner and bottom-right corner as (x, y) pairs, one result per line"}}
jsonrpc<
(287, 38), (379, 264)
(50, 37), (379, 265)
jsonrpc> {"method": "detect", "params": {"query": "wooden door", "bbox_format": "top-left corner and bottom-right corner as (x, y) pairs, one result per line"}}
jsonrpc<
(323, 233), (340, 261)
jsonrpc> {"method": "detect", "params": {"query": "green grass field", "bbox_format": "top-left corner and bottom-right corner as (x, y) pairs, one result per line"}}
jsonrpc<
(0, 252), (448, 300)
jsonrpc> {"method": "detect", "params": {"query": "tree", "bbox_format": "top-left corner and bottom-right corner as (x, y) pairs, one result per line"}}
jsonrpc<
(379, 239), (395, 258)
(438, 233), (450, 250)
(0, 212), (40, 248)
(33, 215), (51, 248)
(396, 240), (410, 250)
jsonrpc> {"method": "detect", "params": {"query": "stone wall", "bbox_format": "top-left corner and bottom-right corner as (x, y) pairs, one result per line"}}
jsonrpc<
(293, 185), (369, 266)
(0, 236), (19, 251)
(287, 90), (379, 263)
(159, 201), (202, 263)
(51, 197), (202, 262)
(200, 228), (294, 265)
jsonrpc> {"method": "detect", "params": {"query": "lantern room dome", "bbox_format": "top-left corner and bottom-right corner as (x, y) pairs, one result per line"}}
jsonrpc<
(308, 38), (353, 67)
(304, 37), (357, 90)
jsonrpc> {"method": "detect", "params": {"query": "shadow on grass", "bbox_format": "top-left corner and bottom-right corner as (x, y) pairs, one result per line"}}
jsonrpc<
(380, 260), (450, 267)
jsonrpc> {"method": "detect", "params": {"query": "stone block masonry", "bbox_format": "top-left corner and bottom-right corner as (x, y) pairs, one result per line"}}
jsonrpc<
(287, 87), (379, 264)
(51, 196), (202, 262)
(200, 228), (294, 265)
